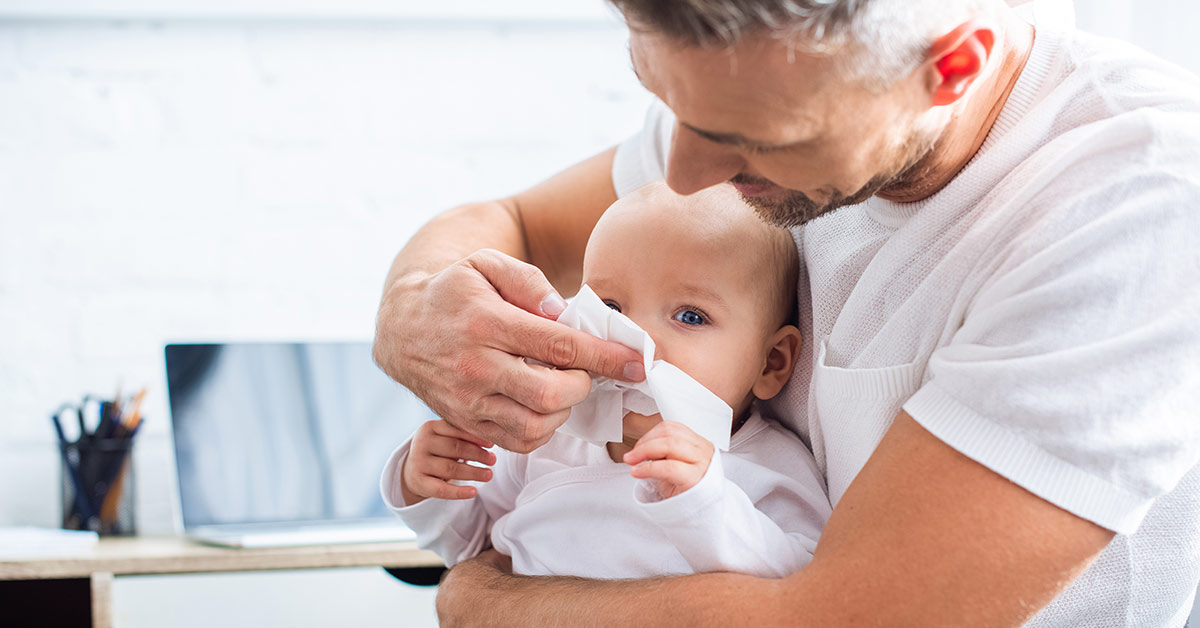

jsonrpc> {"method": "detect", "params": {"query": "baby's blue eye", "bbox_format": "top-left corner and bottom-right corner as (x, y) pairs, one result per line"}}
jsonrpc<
(674, 310), (705, 326)
(603, 300), (622, 313)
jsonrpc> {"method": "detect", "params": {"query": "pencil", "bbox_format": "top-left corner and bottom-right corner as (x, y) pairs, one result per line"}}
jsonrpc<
(99, 459), (129, 530)
(123, 388), (147, 431)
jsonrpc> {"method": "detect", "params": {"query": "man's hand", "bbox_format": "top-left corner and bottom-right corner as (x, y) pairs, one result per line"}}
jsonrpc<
(400, 420), (498, 506)
(375, 248), (644, 453)
(624, 421), (715, 499)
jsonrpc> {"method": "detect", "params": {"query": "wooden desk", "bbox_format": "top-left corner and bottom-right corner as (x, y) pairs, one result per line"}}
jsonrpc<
(0, 537), (443, 628)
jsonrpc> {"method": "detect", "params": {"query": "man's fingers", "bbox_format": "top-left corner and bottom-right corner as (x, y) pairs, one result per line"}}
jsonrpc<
(465, 249), (568, 319)
(498, 313), (644, 382)
(472, 394), (569, 453)
(496, 356), (592, 414)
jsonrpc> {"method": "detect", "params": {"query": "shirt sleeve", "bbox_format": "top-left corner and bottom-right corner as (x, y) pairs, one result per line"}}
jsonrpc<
(611, 98), (675, 198)
(634, 422), (831, 578)
(904, 145), (1200, 534)
(379, 437), (525, 566)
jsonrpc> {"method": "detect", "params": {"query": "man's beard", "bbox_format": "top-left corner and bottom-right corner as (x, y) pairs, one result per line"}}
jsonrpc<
(733, 130), (938, 228)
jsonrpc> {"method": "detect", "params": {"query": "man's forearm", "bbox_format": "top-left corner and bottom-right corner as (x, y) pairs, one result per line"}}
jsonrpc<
(383, 200), (528, 289)
(436, 556), (789, 628)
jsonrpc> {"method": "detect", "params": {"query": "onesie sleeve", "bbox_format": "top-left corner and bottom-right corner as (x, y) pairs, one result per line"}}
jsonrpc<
(611, 98), (674, 198)
(634, 419), (831, 578)
(379, 435), (525, 566)
(904, 144), (1200, 534)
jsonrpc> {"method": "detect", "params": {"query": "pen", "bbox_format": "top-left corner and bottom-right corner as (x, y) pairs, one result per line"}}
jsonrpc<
(50, 409), (69, 443)
(51, 411), (97, 528)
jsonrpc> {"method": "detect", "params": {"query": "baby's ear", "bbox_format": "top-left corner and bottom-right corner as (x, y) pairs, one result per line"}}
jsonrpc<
(752, 325), (802, 401)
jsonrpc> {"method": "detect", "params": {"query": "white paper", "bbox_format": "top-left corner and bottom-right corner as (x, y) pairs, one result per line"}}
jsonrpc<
(555, 285), (733, 450)
(0, 526), (98, 558)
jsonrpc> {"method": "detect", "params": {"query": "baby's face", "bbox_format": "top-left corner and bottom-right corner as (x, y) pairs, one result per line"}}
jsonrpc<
(581, 185), (785, 420)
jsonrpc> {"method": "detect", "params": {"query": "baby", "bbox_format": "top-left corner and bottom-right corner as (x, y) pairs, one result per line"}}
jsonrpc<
(380, 182), (831, 579)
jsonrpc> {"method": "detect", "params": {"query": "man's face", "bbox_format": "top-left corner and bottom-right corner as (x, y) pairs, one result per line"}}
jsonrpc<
(629, 29), (939, 226)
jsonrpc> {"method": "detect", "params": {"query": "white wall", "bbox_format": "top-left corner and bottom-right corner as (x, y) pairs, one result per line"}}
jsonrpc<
(0, 16), (650, 531)
(0, 12), (649, 626)
(2, 1), (1198, 626)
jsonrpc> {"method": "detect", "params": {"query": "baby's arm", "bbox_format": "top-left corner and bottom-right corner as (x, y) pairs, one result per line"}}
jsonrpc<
(380, 419), (522, 566)
(626, 420), (831, 578)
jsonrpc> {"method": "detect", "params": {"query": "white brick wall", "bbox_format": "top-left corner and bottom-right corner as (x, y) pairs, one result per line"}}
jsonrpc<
(0, 18), (650, 534)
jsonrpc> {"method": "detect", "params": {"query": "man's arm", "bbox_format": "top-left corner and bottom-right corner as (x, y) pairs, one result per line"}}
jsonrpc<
(436, 412), (1115, 627)
(373, 148), (645, 453)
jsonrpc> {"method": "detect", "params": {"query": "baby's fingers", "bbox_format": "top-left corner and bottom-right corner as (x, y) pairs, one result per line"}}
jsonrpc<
(420, 456), (494, 484)
(629, 459), (696, 487)
(431, 419), (495, 449)
(428, 434), (497, 466)
(410, 474), (480, 501)
(410, 456), (494, 501)
(624, 427), (711, 466)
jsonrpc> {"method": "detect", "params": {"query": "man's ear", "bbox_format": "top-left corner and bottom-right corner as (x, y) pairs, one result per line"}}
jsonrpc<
(925, 21), (996, 107)
(753, 325), (802, 401)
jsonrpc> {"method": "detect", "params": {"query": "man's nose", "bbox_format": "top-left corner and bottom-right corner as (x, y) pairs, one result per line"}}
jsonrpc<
(665, 123), (745, 195)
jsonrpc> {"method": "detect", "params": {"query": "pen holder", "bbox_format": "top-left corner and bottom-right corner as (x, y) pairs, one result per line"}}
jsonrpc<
(60, 438), (137, 536)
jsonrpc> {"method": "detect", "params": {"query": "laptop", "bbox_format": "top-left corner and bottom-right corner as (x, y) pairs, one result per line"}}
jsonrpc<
(165, 341), (428, 548)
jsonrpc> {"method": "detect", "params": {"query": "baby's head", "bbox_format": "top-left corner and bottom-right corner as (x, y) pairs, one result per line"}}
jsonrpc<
(582, 181), (801, 424)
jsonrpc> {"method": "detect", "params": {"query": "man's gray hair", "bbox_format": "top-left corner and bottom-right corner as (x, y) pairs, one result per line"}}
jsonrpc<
(607, 0), (993, 87)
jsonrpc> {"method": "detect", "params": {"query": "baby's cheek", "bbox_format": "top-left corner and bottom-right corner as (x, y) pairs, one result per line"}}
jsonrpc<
(673, 351), (746, 407)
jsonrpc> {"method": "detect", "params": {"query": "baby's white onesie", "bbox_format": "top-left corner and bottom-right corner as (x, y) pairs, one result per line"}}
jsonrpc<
(380, 410), (831, 579)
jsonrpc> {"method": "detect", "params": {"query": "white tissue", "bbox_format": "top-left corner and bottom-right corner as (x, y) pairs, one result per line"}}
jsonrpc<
(555, 285), (733, 450)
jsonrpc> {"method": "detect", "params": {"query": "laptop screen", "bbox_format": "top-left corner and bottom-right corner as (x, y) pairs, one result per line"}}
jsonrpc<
(165, 342), (436, 528)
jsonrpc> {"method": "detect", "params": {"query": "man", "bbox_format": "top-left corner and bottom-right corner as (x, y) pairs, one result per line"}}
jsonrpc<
(373, 0), (1200, 625)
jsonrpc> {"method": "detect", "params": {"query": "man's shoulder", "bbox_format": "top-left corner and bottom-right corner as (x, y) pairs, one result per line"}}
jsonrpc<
(1065, 29), (1200, 100)
(986, 31), (1200, 247)
(1042, 29), (1200, 146)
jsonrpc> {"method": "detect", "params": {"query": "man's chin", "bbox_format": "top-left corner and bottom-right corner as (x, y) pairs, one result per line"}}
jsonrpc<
(737, 189), (837, 228)
(737, 174), (894, 228)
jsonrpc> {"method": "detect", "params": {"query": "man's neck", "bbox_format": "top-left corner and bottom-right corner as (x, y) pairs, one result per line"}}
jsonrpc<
(879, 13), (1036, 203)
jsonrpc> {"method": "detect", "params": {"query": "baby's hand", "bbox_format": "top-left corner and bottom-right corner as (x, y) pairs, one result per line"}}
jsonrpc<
(401, 420), (496, 505)
(623, 421), (714, 499)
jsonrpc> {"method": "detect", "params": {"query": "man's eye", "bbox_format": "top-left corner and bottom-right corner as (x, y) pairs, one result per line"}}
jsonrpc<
(743, 144), (783, 156)
(674, 309), (706, 326)
(603, 300), (622, 313)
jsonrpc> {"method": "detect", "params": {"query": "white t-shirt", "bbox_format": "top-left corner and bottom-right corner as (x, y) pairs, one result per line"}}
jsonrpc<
(611, 26), (1200, 628)
(381, 412), (831, 579)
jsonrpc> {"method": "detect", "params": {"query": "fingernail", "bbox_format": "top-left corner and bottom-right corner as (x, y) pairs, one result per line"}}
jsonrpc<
(623, 361), (645, 381)
(539, 292), (567, 317)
